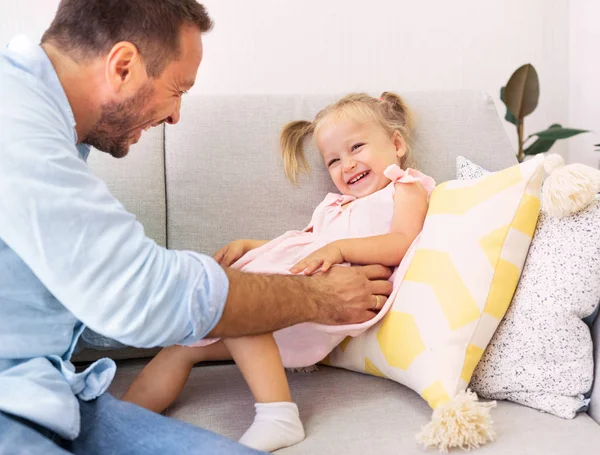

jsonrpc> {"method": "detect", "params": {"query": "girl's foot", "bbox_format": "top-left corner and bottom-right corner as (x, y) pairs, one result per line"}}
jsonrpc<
(239, 402), (305, 452)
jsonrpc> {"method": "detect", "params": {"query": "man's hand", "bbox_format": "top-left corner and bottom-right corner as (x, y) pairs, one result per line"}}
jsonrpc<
(311, 264), (393, 325)
(213, 239), (267, 266)
(290, 242), (344, 275)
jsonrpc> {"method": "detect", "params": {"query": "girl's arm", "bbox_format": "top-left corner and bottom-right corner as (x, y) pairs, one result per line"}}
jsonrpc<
(334, 232), (415, 268)
(213, 238), (270, 266)
(291, 181), (429, 274)
(338, 180), (429, 265)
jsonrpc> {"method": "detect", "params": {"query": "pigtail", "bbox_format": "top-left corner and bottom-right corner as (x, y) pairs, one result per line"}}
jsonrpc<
(379, 91), (414, 168)
(379, 91), (413, 133)
(280, 120), (315, 184)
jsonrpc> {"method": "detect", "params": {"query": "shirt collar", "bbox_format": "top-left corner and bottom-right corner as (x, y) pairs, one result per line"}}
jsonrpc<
(77, 144), (92, 162)
(4, 35), (83, 151)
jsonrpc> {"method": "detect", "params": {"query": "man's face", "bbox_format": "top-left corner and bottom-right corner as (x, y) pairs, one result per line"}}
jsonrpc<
(86, 26), (203, 158)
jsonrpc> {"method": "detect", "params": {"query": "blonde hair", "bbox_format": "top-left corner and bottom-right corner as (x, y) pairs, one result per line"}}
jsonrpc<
(280, 92), (414, 183)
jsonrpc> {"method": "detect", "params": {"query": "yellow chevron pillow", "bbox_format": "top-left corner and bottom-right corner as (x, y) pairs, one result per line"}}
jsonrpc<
(326, 155), (544, 451)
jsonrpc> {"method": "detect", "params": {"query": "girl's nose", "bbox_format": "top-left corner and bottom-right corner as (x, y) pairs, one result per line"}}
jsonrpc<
(343, 159), (357, 173)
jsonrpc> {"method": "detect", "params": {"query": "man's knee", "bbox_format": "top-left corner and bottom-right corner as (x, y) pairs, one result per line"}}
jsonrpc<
(0, 412), (70, 454)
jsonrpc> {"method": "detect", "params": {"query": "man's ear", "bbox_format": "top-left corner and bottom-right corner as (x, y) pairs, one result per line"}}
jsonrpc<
(392, 131), (407, 159)
(105, 41), (146, 95)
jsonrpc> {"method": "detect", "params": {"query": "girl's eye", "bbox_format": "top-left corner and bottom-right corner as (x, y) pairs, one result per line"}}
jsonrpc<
(327, 158), (340, 167)
(351, 143), (364, 151)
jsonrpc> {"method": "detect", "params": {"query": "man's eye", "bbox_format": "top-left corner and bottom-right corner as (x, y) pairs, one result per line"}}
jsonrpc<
(327, 158), (339, 167)
(351, 143), (364, 151)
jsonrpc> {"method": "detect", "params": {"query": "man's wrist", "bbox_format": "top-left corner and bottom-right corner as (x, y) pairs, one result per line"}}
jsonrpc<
(211, 268), (319, 337)
(296, 274), (321, 322)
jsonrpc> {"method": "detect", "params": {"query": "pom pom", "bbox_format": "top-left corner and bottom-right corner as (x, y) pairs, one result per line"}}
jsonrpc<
(543, 153), (565, 175)
(542, 154), (600, 218)
(416, 390), (496, 453)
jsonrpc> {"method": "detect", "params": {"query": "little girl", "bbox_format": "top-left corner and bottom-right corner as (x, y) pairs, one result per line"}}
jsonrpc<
(123, 92), (435, 452)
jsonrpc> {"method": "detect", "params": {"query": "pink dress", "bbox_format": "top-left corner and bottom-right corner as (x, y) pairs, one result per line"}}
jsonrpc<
(195, 165), (436, 367)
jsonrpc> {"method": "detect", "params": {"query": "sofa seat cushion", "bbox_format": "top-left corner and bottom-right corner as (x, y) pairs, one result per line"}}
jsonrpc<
(109, 361), (600, 455)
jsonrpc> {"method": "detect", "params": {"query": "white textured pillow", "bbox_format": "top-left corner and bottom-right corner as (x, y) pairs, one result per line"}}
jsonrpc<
(457, 156), (600, 418)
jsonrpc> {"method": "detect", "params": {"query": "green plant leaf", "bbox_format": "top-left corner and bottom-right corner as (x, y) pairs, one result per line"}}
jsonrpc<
(524, 124), (562, 156)
(595, 143), (600, 151)
(500, 87), (517, 125)
(529, 126), (589, 140)
(524, 124), (590, 156)
(524, 137), (556, 156)
(504, 63), (540, 121)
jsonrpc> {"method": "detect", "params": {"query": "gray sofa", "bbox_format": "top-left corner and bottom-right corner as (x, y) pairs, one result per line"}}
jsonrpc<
(81, 91), (600, 454)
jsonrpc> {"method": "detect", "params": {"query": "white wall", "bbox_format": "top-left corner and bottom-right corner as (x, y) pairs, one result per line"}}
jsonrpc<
(1, 1), (60, 44)
(569, 0), (600, 168)
(2, 0), (590, 163)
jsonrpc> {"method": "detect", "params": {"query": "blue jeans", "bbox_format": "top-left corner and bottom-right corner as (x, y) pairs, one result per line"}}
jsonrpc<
(0, 393), (266, 454)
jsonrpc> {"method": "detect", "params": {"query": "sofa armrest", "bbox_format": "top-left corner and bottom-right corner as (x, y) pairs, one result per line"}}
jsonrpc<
(590, 318), (600, 424)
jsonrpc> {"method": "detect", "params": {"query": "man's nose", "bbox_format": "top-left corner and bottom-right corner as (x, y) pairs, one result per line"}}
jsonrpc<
(165, 101), (182, 125)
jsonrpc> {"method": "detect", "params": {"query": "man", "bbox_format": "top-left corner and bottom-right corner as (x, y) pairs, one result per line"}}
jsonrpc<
(0, 1), (392, 453)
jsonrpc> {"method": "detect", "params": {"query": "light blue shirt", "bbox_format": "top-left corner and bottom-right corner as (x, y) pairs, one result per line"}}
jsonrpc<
(0, 36), (229, 439)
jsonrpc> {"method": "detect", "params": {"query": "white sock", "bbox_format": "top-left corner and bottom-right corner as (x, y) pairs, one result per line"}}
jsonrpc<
(238, 402), (305, 452)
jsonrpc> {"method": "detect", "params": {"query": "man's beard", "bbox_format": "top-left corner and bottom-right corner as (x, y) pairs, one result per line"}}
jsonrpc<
(84, 82), (156, 158)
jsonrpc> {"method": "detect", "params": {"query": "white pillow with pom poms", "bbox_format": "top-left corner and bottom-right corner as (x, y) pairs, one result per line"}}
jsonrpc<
(325, 156), (545, 452)
(457, 155), (600, 419)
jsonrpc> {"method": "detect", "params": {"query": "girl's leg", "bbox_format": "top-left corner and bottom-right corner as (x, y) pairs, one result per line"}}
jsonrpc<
(122, 341), (231, 413)
(225, 334), (305, 452)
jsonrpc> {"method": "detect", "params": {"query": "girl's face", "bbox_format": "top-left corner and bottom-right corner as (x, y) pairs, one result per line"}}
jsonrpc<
(315, 115), (406, 198)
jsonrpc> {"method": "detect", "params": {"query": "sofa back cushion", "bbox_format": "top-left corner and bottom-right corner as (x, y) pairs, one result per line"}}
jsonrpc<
(88, 126), (167, 247)
(165, 91), (517, 255)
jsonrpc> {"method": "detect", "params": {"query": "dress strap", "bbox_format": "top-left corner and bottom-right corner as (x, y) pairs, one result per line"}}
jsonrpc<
(384, 164), (436, 197)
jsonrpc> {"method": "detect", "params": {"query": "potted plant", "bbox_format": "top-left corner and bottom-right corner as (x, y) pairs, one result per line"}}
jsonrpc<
(500, 64), (589, 162)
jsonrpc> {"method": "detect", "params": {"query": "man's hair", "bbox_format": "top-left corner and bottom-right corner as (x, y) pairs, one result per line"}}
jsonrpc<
(41, 0), (213, 78)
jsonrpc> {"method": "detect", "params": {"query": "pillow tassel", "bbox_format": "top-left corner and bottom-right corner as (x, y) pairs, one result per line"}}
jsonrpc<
(542, 153), (600, 218)
(286, 365), (319, 373)
(416, 389), (497, 453)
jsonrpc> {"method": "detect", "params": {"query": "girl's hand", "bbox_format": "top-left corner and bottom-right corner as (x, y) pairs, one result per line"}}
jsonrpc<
(213, 239), (267, 266)
(290, 243), (344, 275)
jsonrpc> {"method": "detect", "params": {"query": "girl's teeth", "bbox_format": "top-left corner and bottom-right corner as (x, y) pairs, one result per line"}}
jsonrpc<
(350, 172), (368, 184)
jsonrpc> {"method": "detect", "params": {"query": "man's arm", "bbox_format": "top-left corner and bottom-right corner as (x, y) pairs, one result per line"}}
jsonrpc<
(207, 264), (393, 338)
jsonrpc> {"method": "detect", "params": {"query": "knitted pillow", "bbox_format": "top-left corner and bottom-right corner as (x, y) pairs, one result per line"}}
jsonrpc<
(325, 155), (545, 451)
(457, 155), (600, 419)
